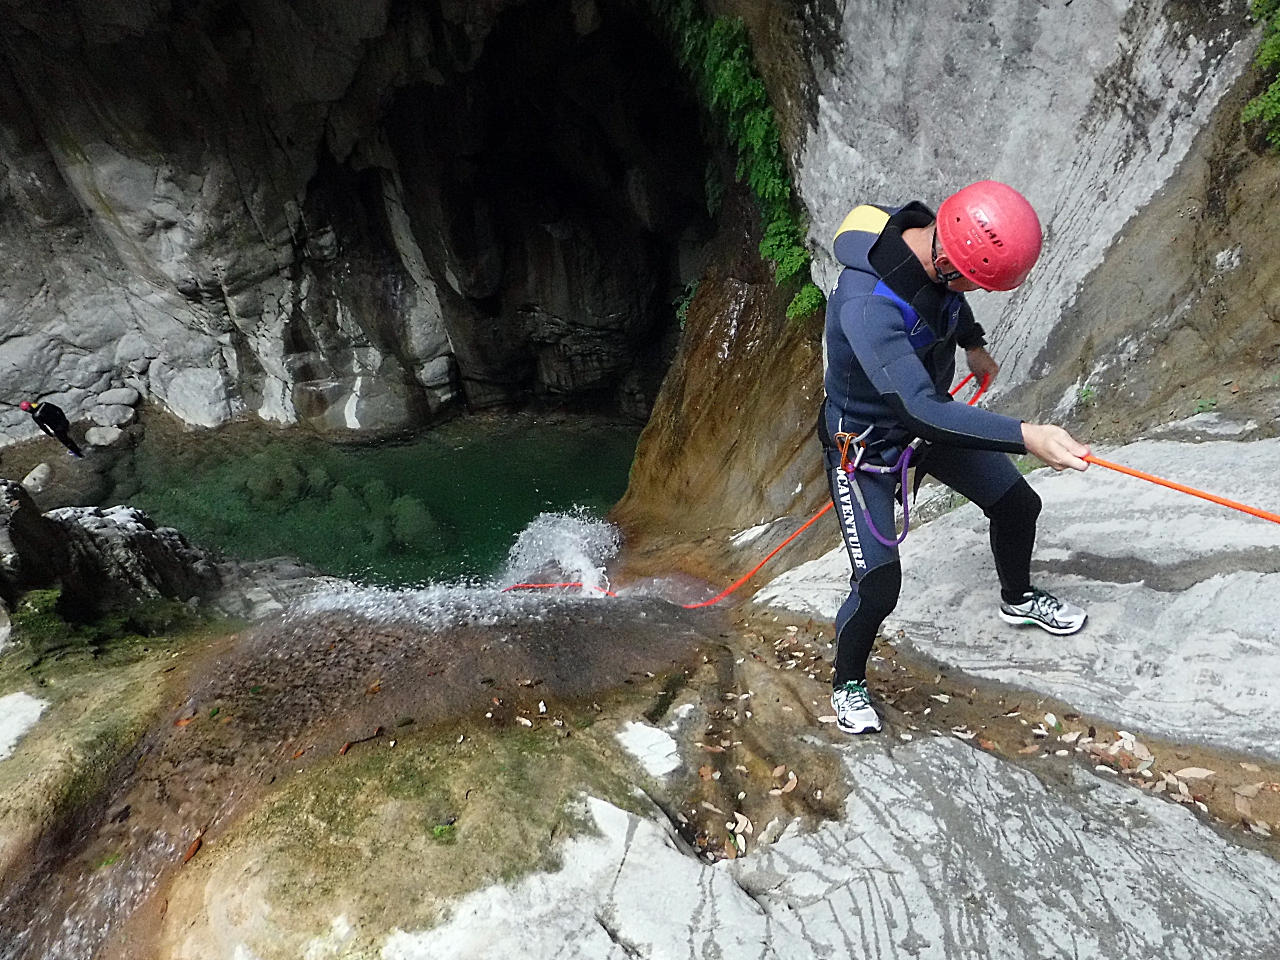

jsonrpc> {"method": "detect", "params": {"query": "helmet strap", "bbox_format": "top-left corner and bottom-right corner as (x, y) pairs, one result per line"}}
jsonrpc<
(931, 229), (964, 284)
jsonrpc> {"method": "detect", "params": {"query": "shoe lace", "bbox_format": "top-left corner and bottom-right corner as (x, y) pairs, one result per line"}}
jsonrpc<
(1027, 588), (1064, 617)
(834, 681), (871, 711)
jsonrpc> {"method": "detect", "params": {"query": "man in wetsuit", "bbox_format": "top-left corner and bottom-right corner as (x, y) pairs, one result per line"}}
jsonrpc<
(20, 400), (84, 458)
(821, 181), (1089, 735)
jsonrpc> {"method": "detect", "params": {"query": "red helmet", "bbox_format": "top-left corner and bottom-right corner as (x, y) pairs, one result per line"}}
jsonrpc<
(936, 181), (1042, 291)
(19, 401), (32, 411)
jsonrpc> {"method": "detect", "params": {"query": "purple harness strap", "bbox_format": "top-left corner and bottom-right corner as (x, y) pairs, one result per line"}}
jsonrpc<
(845, 442), (918, 547)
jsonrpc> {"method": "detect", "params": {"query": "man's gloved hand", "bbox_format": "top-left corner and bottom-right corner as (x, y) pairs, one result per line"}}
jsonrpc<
(965, 346), (1000, 383)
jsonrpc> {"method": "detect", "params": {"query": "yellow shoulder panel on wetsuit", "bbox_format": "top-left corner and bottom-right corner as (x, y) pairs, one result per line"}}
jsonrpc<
(833, 205), (890, 241)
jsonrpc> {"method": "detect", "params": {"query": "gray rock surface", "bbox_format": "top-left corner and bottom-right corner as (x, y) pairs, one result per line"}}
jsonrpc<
(19, 464), (49, 494)
(755, 438), (1280, 761)
(84, 426), (123, 447)
(0, 481), (219, 613)
(95, 387), (140, 407)
(383, 739), (1280, 959)
(88, 404), (135, 427)
(0, 0), (706, 437)
(796, 1), (1255, 392)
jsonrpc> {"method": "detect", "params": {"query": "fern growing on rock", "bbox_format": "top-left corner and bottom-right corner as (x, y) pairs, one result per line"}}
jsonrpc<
(1244, 0), (1280, 146)
(647, 0), (825, 320)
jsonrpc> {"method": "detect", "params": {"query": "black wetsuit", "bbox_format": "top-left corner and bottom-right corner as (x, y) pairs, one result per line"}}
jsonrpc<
(29, 402), (83, 457)
(821, 202), (1041, 685)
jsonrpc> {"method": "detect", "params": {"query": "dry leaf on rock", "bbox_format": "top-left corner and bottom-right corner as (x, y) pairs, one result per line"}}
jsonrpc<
(1235, 794), (1253, 817)
(781, 777), (798, 794)
(1018, 745), (1039, 755)
(1060, 731), (1081, 743)
(931, 694), (950, 703)
(1234, 782), (1264, 798)
(699, 766), (714, 781)
(1240, 762), (1262, 772)
(817, 716), (837, 724)
(1173, 767), (1215, 780)
(772, 764), (786, 777)
(517, 716), (533, 727)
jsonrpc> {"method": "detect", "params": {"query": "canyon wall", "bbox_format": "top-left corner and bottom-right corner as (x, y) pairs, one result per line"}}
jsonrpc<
(0, 0), (710, 440)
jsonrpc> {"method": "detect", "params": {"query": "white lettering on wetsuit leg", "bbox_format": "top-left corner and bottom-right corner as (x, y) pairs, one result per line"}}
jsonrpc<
(834, 469), (866, 571)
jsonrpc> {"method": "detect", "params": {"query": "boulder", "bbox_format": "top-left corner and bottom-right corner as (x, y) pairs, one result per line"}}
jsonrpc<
(0, 481), (220, 614)
(85, 426), (124, 447)
(88, 404), (136, 427)
(20, 464), (50, 494)
(95, 387), (140, 407)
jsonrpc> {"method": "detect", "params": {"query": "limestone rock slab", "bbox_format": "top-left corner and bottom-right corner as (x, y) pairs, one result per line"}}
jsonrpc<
(88, 403), (136, 427)
(383, 739), (1280, 959)
(95, 387), (140, 407)
(755, 439), (1280, 760)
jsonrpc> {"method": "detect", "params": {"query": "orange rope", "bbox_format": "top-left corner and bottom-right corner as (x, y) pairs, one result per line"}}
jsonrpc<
(679, 502), (833, 609)
(950, 372), (992, 405)
(1083, 455), (1280, 525)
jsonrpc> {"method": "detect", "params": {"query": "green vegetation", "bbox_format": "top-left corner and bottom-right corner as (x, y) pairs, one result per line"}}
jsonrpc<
(674, 279), (700, 328)
(1244, 0), (1280, 146)
(10, 588), (201, 664)
(1194, 397), (1218, 414)
(1077, 384), (1098, 407)
(648, 1), (825, 320)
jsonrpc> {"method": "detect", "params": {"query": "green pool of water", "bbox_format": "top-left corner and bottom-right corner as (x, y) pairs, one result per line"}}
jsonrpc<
(105, 417), (641, 586)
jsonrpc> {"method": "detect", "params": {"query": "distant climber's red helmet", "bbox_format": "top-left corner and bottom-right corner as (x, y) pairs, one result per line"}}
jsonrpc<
(19, 401), (32, 412)
(936, 181), (1043, 292)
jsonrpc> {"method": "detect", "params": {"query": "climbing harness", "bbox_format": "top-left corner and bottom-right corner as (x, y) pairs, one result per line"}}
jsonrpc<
(830, 372), (991, 548)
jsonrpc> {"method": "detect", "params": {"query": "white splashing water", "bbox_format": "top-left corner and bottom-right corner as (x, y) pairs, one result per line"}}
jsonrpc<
(294, 510), (620, 626)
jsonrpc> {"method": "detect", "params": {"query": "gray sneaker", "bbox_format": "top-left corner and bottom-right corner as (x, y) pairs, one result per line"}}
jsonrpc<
(999, 588), (1087, 636)
(831, 680), (881, 735)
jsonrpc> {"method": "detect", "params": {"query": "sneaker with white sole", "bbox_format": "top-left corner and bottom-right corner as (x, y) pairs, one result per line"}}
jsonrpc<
(999, 587), (1087, 635)
(831, 680), (881, 734)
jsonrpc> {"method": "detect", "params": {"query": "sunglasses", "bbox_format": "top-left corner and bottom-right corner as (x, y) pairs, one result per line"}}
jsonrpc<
(932, 230), (964, 284)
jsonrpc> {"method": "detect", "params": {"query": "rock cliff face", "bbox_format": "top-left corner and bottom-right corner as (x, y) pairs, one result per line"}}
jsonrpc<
(618, 0), (1274, 569)
(0, 0), (712, 439)
(793, 0), (1257, 393)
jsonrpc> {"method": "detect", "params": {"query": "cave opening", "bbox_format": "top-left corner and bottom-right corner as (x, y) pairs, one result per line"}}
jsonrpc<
(364, 0), (720, 420)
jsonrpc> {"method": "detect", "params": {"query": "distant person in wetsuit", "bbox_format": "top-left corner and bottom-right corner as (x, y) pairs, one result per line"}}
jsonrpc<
(19, 400), (84, 458)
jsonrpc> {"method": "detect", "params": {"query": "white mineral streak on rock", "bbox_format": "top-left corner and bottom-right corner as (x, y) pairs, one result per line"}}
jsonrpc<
(615, 721), (681, 778)
(729, 521), (773, 547)
(757, 439), (1280, 759)
(382, 741), (1280, 959)
(0, 692), (48, 760)
(797, 1), (1255, 390)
